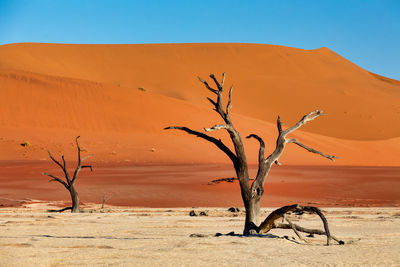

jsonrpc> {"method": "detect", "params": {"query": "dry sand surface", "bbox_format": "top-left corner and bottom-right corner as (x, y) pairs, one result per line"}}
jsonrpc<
(0, 205), (399, 266)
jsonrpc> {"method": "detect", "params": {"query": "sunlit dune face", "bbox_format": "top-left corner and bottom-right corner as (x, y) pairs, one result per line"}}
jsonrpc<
(0, 43), (399, 166)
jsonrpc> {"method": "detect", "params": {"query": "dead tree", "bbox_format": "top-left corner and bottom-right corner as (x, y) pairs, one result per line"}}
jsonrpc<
(101, 194), (111, 209)
(42, 136), (93, 213)
(165, 73), (338, 236)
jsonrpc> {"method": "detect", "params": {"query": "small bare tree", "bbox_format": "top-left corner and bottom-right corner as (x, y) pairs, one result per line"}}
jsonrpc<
(43, 136), (93, 213)
(165, 73), (338, 236)
(101, 194), (111, 209)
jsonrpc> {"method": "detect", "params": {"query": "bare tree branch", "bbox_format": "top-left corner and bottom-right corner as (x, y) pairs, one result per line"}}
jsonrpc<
(206, 97), (217, 110)
(47, 151), (64, 170)
(75, 136), (82, 164)
(260, 110), (337, 188)
(198, 76), (218, 94)
(60, 155), (71, 185)
(81, 165), (93, 171)
(71, 136), (83, 184)
(220, 72), (226, 89)
(61, 155), (66, 168)
(288, 139), (338, 161)
(277, 116), (283, 134)
(204, 124), (232, 132)
(42, 172), (69, 190)
(302, 206), (332, 246)
(164, 126), (238, 165)
(209, 74), (222, 90)
(274, 222), (344, 244)
(246, 134), (265, 164)
(283, 215), (308, 243)
(259, 204), (301, 233)
(226, 85), (233, 114)
(283, 110), (323, 136)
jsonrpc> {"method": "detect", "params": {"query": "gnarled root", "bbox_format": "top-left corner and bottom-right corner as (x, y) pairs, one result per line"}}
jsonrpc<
(259, 204), (344, 245)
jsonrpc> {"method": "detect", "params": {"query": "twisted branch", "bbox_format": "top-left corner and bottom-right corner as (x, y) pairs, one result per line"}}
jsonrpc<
(259, 204), (344, 245)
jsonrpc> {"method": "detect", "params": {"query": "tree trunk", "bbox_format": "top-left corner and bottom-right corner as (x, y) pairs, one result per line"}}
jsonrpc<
(243, 197), (261, 235)
(69, 185), (80, 213)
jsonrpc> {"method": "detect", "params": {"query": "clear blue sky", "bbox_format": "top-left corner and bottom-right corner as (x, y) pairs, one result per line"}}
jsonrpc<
(0, 0), (399, 79)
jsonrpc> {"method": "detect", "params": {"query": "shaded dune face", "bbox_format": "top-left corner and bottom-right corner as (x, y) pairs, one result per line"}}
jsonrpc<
(0, 43), (400, 165)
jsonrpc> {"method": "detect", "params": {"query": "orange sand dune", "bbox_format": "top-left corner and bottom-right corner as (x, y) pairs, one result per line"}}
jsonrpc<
(0, 68), (400, 166)
(0, 43), (400, 167)
(1, 43), (400, 141)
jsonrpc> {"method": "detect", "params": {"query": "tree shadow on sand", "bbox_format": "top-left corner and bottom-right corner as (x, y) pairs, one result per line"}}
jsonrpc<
(190, 231), (303, 245)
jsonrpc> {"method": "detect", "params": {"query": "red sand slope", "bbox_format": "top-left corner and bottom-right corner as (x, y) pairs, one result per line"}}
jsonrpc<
(0, 43), (400, 166)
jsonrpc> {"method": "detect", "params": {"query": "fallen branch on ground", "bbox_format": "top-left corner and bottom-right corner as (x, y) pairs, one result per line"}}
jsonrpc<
(259, 204), (345, 245)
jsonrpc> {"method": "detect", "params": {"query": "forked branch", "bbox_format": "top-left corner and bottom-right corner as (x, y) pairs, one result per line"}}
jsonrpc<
(47, 151), (70, 184)
(199, 73), (233, 124)
(71, 136), (93, 184)
(255, 110), (337, 188)
(209, 74), (222, 90)
(198, 77), (218, 94)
